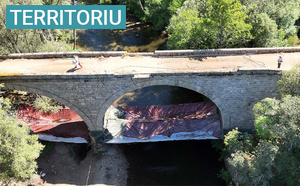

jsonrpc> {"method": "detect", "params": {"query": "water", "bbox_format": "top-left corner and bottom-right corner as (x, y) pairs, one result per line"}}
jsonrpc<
(77, 15), (167, 52)
(112, 86), (225, 185)
(119, 140), (225, 186)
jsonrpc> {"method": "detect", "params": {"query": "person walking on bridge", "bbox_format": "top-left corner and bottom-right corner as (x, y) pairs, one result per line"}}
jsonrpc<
(277, 56), (283, 68)
(72, 55), (82, 69)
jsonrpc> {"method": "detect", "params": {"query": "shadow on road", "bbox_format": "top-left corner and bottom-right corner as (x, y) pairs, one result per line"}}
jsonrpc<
(67, 68), (79, 73)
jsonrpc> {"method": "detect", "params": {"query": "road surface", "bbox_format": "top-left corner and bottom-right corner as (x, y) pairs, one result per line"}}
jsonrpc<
(1, 52), (300, 76)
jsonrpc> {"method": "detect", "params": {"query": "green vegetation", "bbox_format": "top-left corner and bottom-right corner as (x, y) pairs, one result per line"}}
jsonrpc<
(40, 141), (54, 157)
(240, 0), (300, 47)
(121, 0), (300, 49)
(0, 84), (44, 184)
(0, 0), (73, 55)
(121, 0), (186, 30)
(33, 95), (63, 114)
(167, 0), (252, 49)
(277, 64), (300, 97)
(81, 0), (113, 4)
(222, 66), (300, 185)
(1, 0), (300, 52)
(43, 0), (70, 5)
(167, 0), (300, 49)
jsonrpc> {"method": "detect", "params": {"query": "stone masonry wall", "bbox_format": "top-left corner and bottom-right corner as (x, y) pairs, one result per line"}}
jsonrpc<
(0, 70), (280, 138)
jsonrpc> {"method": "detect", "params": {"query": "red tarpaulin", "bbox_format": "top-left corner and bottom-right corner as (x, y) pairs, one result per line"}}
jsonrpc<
(121, 102), (221, 139)
(17, 105), (89, 141)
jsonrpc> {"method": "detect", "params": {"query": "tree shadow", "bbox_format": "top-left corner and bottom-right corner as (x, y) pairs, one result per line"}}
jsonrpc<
(152, 55), (213, 62)
(189, 56), (209, 61)
(113, 85), (206, 107)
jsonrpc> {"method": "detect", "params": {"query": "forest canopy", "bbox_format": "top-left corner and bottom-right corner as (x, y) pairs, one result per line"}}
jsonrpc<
(0, 0), (72, 55)
(123, 0), (300, 49)
(1, 0), (300, 54)
(167, 0), (300, 49)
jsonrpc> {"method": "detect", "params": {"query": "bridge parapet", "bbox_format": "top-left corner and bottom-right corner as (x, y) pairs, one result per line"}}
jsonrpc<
(154, 47), (300, 57)
(1, 47), (300, 59)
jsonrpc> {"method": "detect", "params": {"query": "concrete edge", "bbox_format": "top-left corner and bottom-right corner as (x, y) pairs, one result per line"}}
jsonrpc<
(1, 47), (300, 59)
(0, 51), (128, 59)
(154, 47), (300, 56)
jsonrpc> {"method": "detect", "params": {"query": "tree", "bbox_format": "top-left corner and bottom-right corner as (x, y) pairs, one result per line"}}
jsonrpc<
(121, 0), (186, 30)
(240, 0), (300, 47)
(224, 96), (300, 185)
(144, 0), (186, 30)
(248, 13), (284, 47)
(167, 0), (252, 49)
(167, 8), (202, 49)
(223, 65), (300, 185)
(277, 64), (300, 97)
(0, 0), (71, 55)
(0, 84), (44, 183)
(167, 0), (300, 49)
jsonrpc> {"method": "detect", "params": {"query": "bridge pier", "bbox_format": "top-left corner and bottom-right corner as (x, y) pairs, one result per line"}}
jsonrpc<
(89, 131), (109, 152)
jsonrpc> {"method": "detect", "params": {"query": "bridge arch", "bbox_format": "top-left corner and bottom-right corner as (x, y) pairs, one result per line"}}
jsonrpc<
(4, 84), (95, 131)
(96, 79), (228, 134)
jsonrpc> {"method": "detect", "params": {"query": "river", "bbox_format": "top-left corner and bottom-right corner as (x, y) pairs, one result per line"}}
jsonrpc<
(76, 15), (167, 52)
(120, 140), (225, 186)
(113, 86), (225, 186)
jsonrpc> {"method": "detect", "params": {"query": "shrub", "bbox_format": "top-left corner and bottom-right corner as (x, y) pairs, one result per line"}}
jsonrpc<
(0, 85), (44, 183)
(33, 95), (63, 114)
(287, 34), (300, 47)
(277, 64), (300, 97)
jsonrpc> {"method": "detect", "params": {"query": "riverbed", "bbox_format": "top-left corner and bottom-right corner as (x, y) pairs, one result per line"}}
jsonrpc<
(113, 86), (225, 185)
(76, 15), (167, 52)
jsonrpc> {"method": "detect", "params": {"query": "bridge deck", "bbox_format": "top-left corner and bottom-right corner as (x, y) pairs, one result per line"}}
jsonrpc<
(1, 52), (300, 75)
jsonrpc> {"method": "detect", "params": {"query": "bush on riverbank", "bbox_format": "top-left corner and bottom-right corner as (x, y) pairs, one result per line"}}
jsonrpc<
(34, 95), (63, 114)
(222, 65), (300, 185)
(122, 0), (186, 30)
(0, 84), (44, 184)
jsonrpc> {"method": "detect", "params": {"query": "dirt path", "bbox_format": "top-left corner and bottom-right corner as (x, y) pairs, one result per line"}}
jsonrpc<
(36, 143), (128, 186)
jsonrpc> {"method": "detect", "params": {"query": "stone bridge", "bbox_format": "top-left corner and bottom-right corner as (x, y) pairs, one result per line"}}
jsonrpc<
(1, 47), (299, 143)
(0, 70), (280, 141)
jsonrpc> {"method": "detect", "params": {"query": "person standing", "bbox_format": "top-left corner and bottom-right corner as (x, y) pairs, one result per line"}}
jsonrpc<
(277, 56), (283, 69)
(72, 55), (82, 69)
